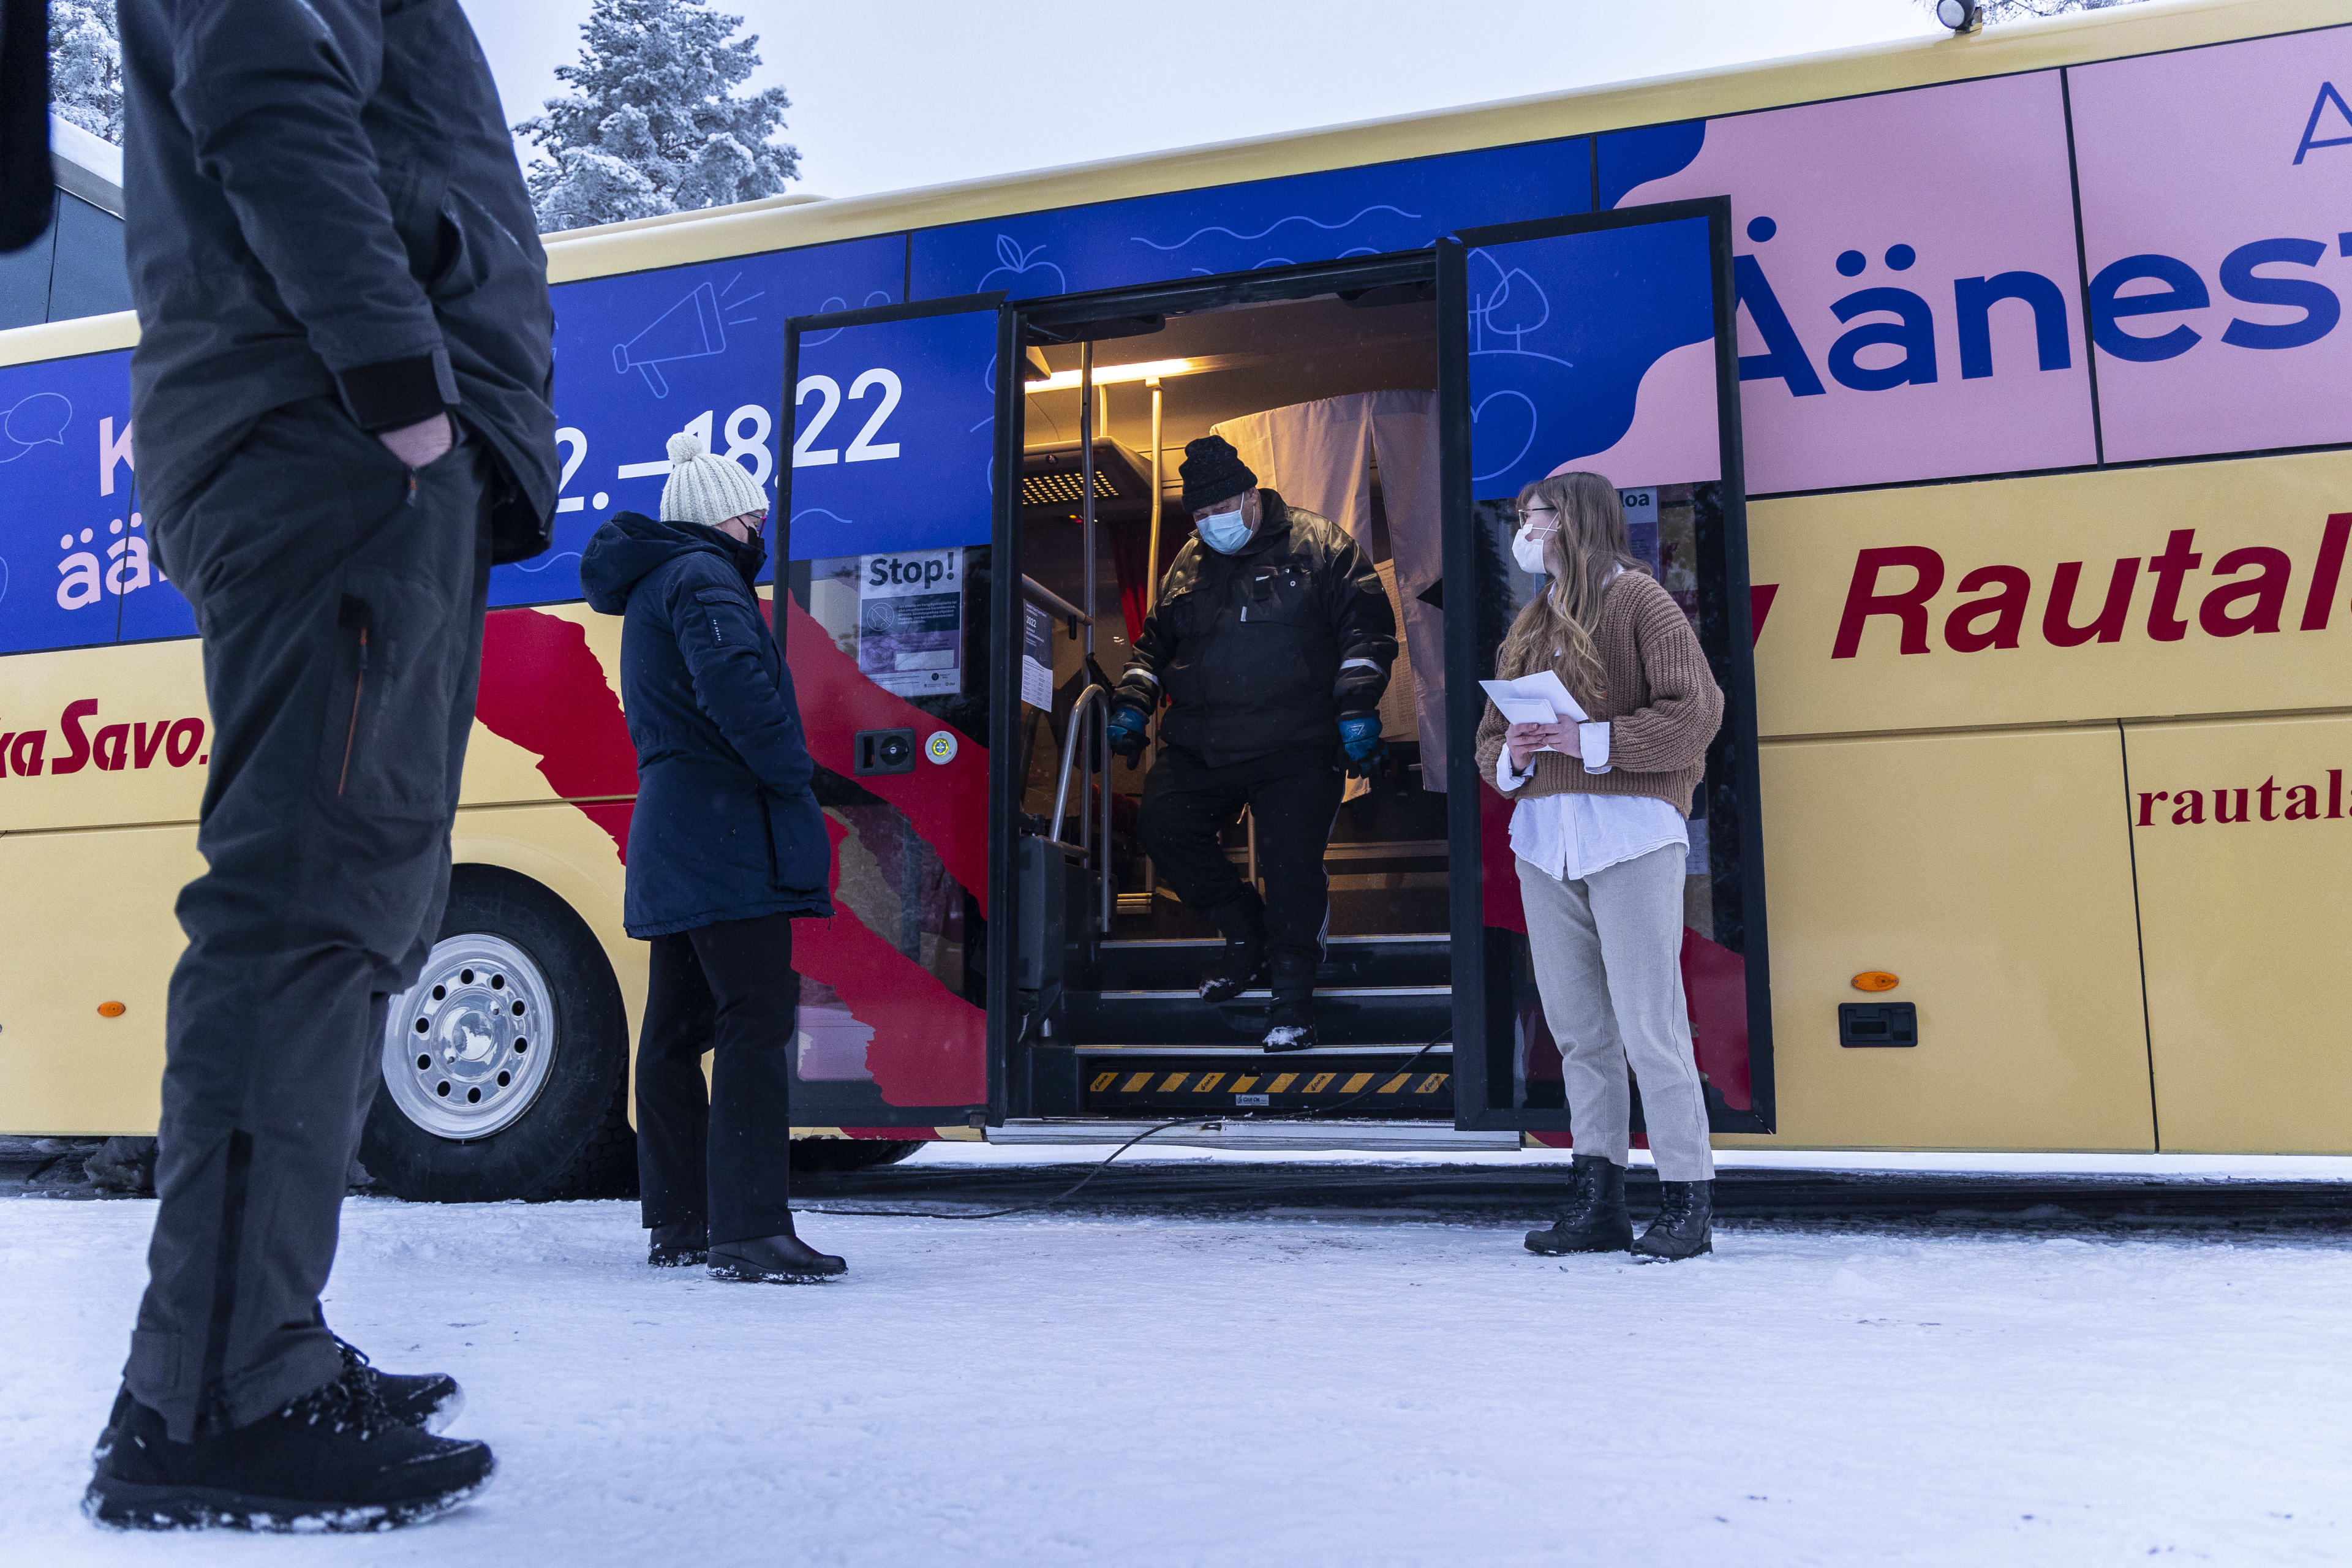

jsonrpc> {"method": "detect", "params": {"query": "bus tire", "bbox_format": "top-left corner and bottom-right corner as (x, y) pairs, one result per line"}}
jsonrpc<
(361, 865), (638, 1204)
(789, 1138), (927, 1173)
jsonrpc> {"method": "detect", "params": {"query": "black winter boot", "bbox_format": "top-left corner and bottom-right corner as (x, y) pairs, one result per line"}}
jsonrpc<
(708, 1223), (846, 1283)
(648, 1218), (709, 1268)
(1199, 895), (1269, 1003)
(1523, 1154), (1634, 1254)
(85, 1367), (493, 1532)
(1634, 1180), (1714, 1261)
(1260, 951), (1317, 1052)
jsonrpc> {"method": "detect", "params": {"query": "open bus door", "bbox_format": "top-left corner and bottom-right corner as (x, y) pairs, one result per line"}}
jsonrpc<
(775, 293), (1010, 1137)
(1439, 198), (1776, 1139)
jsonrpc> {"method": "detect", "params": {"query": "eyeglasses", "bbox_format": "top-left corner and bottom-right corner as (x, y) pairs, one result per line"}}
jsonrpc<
(1517, 505), (1560, 533)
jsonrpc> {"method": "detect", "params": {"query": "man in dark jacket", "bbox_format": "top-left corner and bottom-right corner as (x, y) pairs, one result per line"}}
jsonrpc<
(580, 432), (843, 1286)
(1107, 435), (1396, 1050)
(90, 0), (555, 1534)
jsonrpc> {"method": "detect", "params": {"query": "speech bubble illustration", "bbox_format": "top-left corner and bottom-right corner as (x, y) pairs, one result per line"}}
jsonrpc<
(0, 391), (71, 462)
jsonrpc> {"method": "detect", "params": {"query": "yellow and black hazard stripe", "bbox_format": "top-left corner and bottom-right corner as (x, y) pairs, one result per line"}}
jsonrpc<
(1082, 1057), (1452, 1114)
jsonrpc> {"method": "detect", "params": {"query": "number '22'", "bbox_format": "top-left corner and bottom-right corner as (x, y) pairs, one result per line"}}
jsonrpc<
(793, 369), (902, 467)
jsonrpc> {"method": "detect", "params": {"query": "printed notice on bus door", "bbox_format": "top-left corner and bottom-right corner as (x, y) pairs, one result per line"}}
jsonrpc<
(1021, 600), (1054, 711)
(858, 548), (963, 696)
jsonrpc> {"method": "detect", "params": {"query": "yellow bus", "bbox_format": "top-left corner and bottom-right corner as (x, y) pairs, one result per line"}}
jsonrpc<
(5, 0), (2347, 1199)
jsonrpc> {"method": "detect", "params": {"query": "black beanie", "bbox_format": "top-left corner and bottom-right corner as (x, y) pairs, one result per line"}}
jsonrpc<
(1179, 435), (1257, 513)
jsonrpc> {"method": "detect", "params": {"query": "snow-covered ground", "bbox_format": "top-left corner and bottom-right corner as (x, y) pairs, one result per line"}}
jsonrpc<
(7, 1196), (2349, 1566)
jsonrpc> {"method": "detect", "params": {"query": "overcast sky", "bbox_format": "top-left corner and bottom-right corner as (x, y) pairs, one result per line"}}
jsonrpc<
(458, 0), (1951, 202)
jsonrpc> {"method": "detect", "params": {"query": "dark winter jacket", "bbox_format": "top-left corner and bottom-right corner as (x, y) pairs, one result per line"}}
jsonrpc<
(1114, 490), (1397, 768)
(119, 0), (557, 562)
(581, 512), (832, 938)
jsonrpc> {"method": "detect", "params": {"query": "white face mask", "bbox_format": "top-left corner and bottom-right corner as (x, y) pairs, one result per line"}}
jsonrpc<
(1511, 524), (1550, 576)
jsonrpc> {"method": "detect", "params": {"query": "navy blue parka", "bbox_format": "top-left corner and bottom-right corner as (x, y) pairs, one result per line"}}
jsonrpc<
(581, 512), (832, 937)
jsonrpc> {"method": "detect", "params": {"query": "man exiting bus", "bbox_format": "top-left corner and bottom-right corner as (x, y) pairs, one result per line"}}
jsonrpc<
(1107, 435), (1397, 1051)
(91, 0), (556, 1533)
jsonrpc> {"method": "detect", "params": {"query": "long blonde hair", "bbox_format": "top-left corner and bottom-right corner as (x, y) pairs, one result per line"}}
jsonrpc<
(1495, 471), (1646, 708)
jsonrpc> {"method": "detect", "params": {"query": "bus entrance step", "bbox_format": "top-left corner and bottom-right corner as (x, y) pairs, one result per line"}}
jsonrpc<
(1060, 987), (1450, 1048)
(1088, 933), (1449, 992)
(1077, 1052), (1455, 1119)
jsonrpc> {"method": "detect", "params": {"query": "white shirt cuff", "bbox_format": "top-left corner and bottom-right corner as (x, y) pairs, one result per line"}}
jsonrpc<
(1580, 721), (1612, 773)
(1495, 749), (1533, 792)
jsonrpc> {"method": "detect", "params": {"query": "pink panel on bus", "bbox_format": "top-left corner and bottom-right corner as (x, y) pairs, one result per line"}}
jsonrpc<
(1619, 72), (2095, 494)
(1547, 338), (1720, 486)
(2070, 28), (2352, 462)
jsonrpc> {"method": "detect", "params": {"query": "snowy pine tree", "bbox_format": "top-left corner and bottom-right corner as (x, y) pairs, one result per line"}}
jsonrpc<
(48, 0), (123, 144)
(516, 0), (799, 235)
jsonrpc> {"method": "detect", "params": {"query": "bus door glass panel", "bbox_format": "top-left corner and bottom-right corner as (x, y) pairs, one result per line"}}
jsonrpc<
(778, 296), (1005, 1126)
(1438, 202), (1773, 1136)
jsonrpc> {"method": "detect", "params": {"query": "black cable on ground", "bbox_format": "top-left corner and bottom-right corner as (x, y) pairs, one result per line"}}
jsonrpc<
(800, 1029), (1452, 1222)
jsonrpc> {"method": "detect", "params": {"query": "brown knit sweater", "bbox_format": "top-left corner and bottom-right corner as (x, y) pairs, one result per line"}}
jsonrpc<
(1473, 570), (1723, 816)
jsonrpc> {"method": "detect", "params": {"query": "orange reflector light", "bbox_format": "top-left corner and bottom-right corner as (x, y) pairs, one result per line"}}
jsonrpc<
(1852, 972), (1899, 993)
(97, 1001), (127, 1017)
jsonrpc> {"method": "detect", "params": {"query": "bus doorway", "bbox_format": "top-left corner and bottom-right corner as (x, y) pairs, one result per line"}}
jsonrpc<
(995, 203), (1772, 1144)
(1001, 256), (1456, 1125)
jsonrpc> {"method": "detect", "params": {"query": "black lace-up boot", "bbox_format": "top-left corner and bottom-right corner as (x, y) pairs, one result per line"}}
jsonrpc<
(1634, 1180), (1714, 1261)
(707, 1220), (846, 1283)
(1199, 894), (1269, 1004)
(85, 1365), (493, 1532)
(1523, 1154), (1634, 1255)
(648, 1218), (709, 1268)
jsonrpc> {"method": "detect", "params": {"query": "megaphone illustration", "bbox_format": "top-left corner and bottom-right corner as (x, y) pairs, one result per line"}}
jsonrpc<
(613, 282), (726, 399)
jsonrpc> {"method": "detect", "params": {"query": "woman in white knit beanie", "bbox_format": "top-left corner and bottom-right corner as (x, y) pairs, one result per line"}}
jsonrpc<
(661, 431), (769, 540)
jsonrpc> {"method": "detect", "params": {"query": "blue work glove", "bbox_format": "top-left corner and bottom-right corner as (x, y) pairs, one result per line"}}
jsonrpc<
(1338, 714), (1387, 777)
(1106, 704), (1150, 764)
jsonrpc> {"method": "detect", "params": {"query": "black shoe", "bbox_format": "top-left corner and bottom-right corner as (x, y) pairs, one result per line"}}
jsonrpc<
(1199, 897), (1268, 1004)
(1634, 1179), (1714, 1261)
(1261, 952), (1316, 1052)
(333, 1338), (462, 1434)
(648, 1218), (709, 1268)
(85, 1367), (493, 1532)
(708, 1228), (846, 1283)
(1524, 1154), (1635, 1254)
(93, 1340), (459, 1471)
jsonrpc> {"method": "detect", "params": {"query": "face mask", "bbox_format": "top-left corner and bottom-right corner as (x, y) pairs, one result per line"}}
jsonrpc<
(1196, 504), (1251, 554)
(1511, 524), (1550, 576)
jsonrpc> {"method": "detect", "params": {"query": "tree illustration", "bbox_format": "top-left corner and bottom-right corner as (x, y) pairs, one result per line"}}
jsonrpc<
(517, 0), (800, 235)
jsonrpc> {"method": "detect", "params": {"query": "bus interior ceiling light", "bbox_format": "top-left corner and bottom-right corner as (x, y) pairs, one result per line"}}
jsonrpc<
(1026, 358), (1199, 393)
(1936, 0), (1980, 34)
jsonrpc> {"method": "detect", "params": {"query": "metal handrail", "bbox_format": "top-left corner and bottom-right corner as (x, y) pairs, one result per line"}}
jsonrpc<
(1045, 682), (1118, 933)
(1020, 575), (1091, 628)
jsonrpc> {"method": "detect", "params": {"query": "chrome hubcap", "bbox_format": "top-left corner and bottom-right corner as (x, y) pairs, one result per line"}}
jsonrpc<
(380, 933), (555, 1139)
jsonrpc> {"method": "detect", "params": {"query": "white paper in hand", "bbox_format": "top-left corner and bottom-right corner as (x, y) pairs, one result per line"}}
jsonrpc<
(1479, 671), (1589, 725)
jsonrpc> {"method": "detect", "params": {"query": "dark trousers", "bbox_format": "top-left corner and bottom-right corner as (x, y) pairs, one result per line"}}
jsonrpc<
(1137, 745), (1344, 966)
(130, 401), (492, 1442)
(636, 913), (798, 1246)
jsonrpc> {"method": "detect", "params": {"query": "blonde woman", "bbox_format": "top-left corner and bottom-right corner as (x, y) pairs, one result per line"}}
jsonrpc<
(1474, 472), (1724, 1260)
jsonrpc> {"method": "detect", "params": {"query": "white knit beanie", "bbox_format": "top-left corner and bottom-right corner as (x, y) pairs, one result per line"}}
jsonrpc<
(659, 431), (769, 529)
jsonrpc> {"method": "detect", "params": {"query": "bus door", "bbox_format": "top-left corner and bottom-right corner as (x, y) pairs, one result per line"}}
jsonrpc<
(776, 293), (1010, 1136)
(1437, 199), (1776, 1137)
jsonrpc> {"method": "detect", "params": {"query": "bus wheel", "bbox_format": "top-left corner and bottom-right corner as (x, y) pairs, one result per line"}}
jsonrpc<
(361, 865), (636, 1204)
(789, 1138), (928, 1173)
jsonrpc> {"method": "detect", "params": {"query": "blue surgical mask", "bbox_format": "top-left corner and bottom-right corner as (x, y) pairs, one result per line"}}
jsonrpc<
(1196, 504), (1251, 554)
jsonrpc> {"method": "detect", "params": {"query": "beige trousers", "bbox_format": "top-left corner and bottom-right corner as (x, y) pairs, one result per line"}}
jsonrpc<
(1515, 846), (1716, 1181)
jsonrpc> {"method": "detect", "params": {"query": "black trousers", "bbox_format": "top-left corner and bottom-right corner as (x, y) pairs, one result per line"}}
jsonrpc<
(1137, 745), (1344, 967)
(130, 401), (492, 1441)
(636, 913), (797, 1246)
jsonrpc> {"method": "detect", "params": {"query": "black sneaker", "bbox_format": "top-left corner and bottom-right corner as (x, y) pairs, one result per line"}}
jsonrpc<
(92, 1341), (459, 1469)
(649, 1218), (710, 1268)
(85, 1367), (493, 1532)
(1261, 953), (1317, 1052)
(707, 1229), (847, 1283)
(1199, 897), (1269, 1004)
(334, 1338), (462, 1433)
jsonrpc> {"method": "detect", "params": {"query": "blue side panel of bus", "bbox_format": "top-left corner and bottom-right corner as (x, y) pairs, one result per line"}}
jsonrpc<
(496, 232), (907, 607)
(788, 306), (1000, 560)
(909, 138), (1592, 303)
(0, 349), (141, 655)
